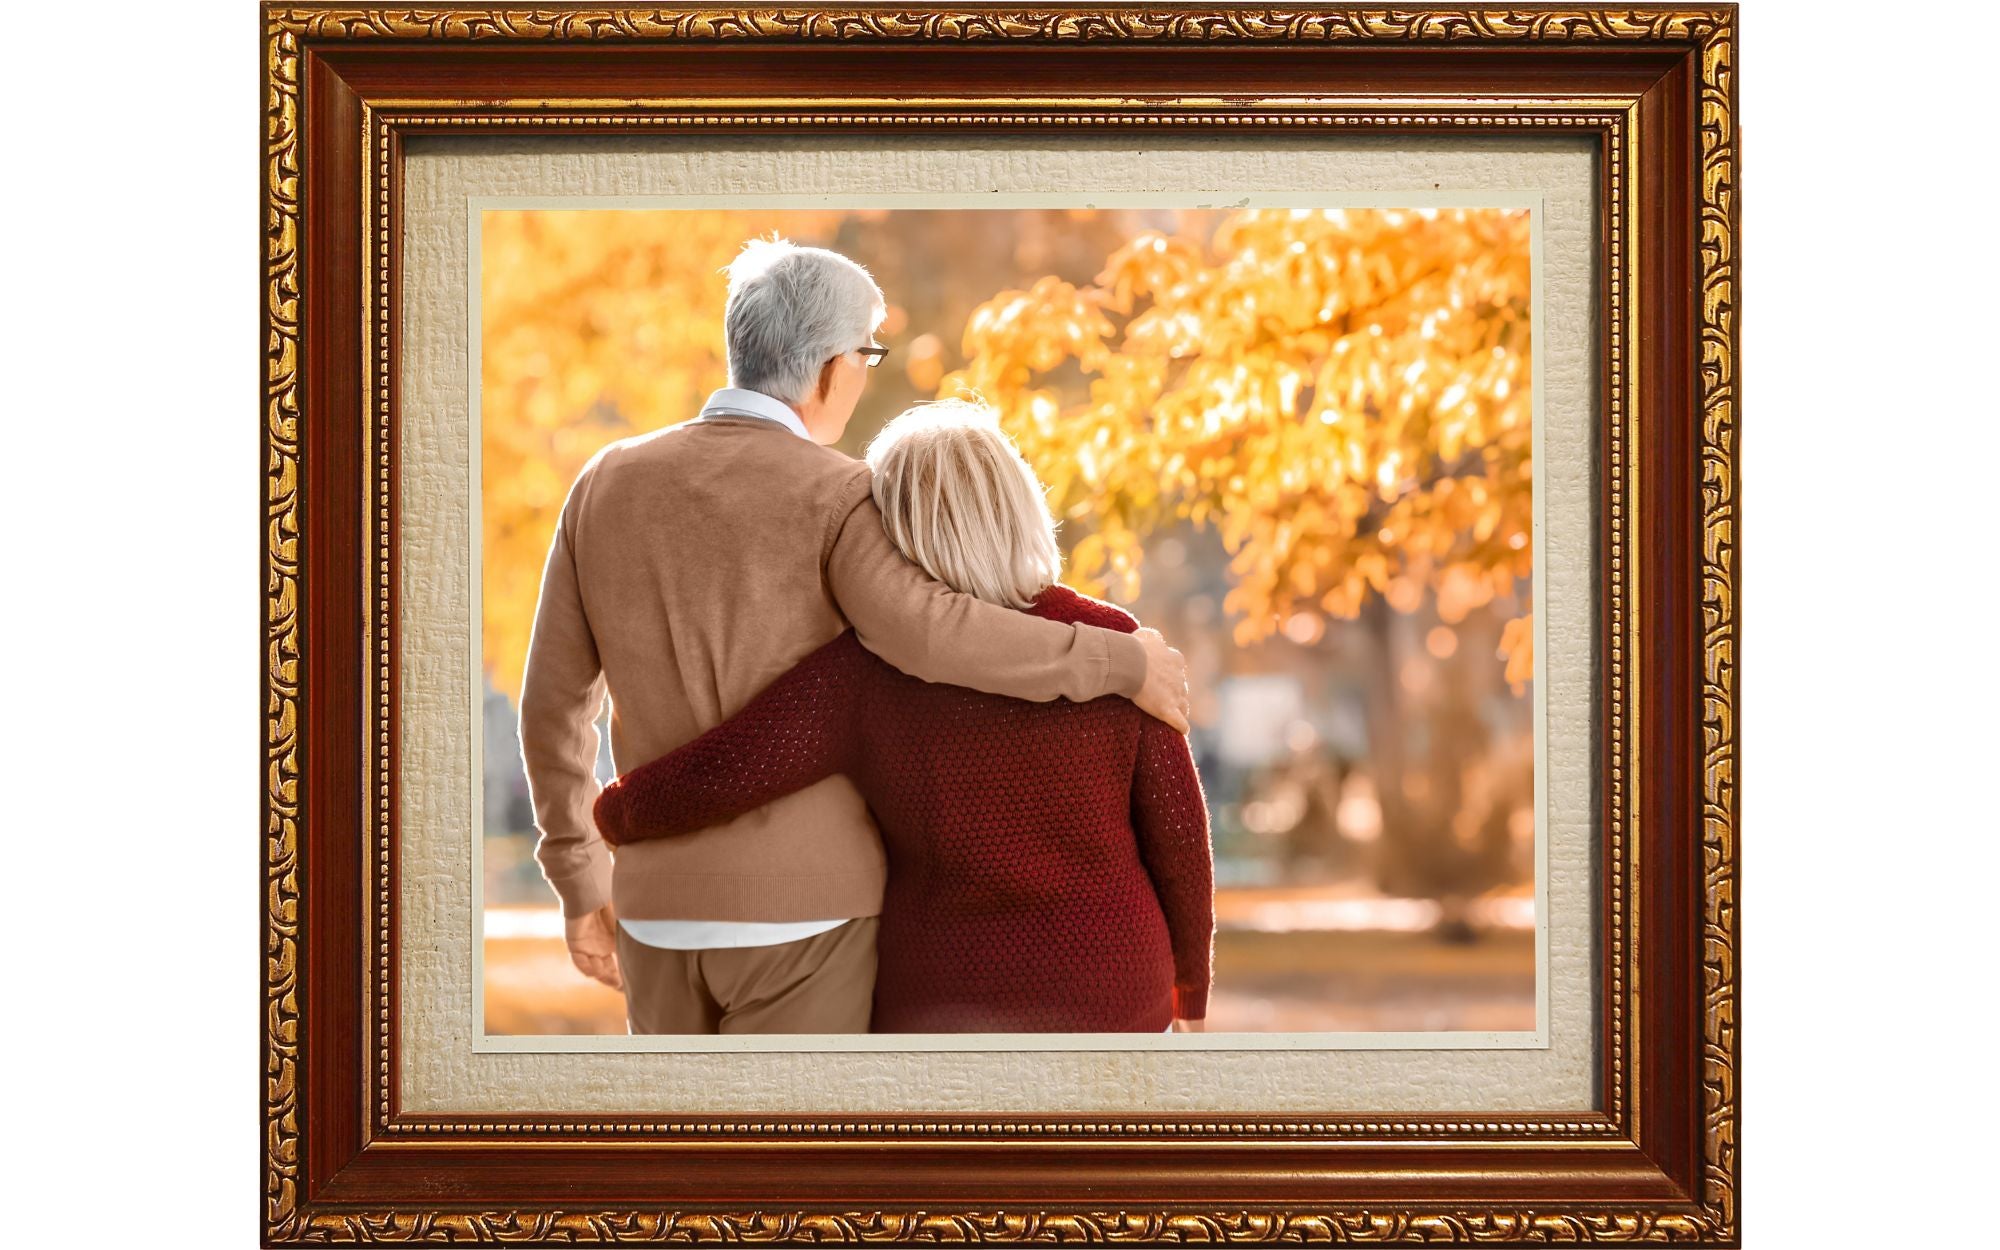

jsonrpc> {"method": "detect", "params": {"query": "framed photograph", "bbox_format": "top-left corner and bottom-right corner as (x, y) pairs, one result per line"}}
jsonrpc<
(260, 3), (1741, 1243)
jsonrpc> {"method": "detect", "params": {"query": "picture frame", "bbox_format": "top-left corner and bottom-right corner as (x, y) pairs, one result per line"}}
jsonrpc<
(259, 3), (1741, 1243)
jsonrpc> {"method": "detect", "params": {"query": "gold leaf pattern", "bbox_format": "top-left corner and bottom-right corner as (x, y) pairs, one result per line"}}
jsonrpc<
(262, 10), (303, 1232)
(270, 6), (1730, 45)
(1692, 12), (1739, 1238)
(277, 1206), (1725, 1243)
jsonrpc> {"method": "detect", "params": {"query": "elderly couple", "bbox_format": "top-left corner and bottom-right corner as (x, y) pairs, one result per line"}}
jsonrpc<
(518, 237), (1214, 1036)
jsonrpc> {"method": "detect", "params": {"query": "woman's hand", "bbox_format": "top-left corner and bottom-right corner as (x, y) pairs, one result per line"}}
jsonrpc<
(1171, 1016), (1205, 1033)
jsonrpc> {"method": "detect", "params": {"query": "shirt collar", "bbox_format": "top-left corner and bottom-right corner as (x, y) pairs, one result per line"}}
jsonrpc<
(698, 387), (812, 441)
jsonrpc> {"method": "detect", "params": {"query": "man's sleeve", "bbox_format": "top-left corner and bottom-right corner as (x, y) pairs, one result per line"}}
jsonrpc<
(517, 494), (614, 918)
(823, 484), (1148, 702)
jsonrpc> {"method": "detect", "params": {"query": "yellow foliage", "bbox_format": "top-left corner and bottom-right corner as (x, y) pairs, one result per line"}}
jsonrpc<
(479, 209), (845, 701)
(938, 207), (1535, 682)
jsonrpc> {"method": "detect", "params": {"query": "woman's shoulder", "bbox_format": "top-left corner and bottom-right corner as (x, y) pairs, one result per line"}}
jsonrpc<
(1027, 583), (1142, 633)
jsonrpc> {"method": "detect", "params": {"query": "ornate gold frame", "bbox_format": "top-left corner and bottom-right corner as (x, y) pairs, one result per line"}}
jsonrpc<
(262, 4), (1739, 1242)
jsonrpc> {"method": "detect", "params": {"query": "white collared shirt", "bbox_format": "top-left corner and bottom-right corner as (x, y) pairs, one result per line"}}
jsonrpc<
(693, 385), (814, 440)
(617, 385), (850, 953)
(620, 915), (851, 950)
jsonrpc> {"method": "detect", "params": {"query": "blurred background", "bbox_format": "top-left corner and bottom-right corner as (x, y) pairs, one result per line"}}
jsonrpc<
(479, 205), (1536, 1035)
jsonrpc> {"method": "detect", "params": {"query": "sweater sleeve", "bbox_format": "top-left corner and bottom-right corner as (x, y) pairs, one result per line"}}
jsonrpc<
(1130, 715), (1216, 1020)
(823, 484), (1149, 703)
(517, 485), (613, 919)
(592, 633), (865, 846)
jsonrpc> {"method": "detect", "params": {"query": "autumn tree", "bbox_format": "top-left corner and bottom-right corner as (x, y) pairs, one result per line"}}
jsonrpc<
(939, 207), (1534, 684)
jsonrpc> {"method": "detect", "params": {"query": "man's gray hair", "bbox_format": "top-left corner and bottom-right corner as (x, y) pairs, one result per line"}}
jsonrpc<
(722, 236), (886, 406)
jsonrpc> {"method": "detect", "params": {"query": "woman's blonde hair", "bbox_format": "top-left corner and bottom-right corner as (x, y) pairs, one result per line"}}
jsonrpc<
(864, 399), (1061, 609)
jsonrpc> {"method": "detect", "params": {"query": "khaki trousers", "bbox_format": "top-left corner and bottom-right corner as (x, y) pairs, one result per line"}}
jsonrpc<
(615, 917), (878, 1034)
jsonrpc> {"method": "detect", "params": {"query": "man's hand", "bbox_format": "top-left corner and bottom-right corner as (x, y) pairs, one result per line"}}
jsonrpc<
(1132, 627), (1191, 734)
(564, 903), (624, 991)
(1171, 1016), (1205, 1033)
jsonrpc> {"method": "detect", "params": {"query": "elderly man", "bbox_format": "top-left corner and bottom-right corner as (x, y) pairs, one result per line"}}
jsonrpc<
(519, 237), (1189, 1034)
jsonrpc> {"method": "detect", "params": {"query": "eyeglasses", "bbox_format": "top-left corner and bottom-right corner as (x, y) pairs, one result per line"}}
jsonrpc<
(852, 343), (890, 369)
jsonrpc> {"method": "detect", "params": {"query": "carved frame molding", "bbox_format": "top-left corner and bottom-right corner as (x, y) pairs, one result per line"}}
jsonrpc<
(261, 4), (1739, 1243)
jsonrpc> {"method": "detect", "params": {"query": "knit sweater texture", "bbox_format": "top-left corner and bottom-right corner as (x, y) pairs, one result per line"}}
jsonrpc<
(594, 584), (1215, 1032)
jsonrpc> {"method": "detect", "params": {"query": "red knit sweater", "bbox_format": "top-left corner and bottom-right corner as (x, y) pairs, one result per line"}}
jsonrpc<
(593, 584), (1214, 1032)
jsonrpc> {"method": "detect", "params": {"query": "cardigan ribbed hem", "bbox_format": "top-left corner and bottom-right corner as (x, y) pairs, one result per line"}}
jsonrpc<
(1101, 628), (1148, 699)
(610, 865), (886, 926)
(544, 847), (614, 919)
(1173, 982), (1209, 1021)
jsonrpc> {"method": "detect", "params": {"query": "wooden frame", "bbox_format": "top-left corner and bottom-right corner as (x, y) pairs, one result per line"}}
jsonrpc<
(259, 3), (1740, 1242)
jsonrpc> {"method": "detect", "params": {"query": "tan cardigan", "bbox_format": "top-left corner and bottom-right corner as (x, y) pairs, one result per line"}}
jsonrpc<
(518, 414), (1149, 922)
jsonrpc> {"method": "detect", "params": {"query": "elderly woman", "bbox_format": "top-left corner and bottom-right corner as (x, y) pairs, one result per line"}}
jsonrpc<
(593, 400), (1215, 1033)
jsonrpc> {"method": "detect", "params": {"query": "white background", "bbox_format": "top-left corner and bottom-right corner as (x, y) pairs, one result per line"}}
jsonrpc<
(4, 1), (1991, 1244)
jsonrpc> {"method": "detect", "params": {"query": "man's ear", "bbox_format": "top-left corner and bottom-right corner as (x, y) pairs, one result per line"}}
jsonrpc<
(814, 357), (841, 403)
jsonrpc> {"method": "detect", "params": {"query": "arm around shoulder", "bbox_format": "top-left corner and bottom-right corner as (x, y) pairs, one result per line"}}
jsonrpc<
(825, 488), (1140, 704)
